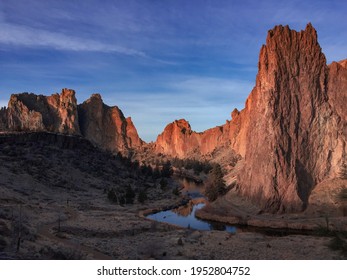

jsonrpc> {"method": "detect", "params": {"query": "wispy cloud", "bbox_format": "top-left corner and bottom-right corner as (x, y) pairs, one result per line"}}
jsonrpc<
(0, 22), (147, 57)
(1, 0), (346, 142)
(103, 76), (252, 141)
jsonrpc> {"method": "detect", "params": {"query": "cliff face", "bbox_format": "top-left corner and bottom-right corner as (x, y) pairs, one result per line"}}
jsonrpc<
(78, 94), (143, 153)
(154, 23), (346, 213)
(5, 88), (80, 134)
(237, 24), (346, 212)
(328, 59), (347, 123)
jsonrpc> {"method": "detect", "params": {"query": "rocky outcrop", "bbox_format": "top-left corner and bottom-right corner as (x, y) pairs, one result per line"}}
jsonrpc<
(154, 114), (244, 159)
(237, 24), (346, 212)
(0, 90), (143, 154)
(78, 94), (143, 154)
(155, 119), (200, 158)
(155, 119), (225, 158)
(4, 88), (80, 134)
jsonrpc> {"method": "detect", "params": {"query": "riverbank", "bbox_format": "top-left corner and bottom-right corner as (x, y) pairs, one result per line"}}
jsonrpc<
(195, 182), (347, 233)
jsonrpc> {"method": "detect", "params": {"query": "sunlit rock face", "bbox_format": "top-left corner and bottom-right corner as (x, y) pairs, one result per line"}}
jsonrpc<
(237, 24), (346, 212)
(78, 94), (143, 154)
(154, 119), (223, 158)
(154, 116), (245, 159)
(5, 88), (80, 134)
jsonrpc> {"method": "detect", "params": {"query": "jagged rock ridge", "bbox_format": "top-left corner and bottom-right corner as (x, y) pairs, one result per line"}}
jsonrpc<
(0, 89), (143, 154)
(1, 89), (80, 134)
(154, 108), (246, 159)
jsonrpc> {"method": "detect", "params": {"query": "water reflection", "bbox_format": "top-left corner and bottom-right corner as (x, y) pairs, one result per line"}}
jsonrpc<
(147, 202), (236, 233)
(177, 177), (205, 199)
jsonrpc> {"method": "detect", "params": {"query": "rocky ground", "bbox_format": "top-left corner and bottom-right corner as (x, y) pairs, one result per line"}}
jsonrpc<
(0, 135), (346, 260)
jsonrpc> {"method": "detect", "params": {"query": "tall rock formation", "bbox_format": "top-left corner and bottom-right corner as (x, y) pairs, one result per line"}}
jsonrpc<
(4, 88), (80, 134)
(154, 23), (346, 213)
(237, 24), (346, 212)
(78, 94), (143, 154)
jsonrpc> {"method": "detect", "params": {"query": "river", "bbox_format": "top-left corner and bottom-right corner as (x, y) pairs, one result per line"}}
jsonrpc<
(146, 177), (237, 233)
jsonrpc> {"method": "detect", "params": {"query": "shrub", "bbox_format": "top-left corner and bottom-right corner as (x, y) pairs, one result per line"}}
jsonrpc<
(107, 188), (118, 204)
(138, 190), (148, 204)
(328, 234), (347, 257)
(160, 178), (168, 190)
(172, 187), (179, 196)
(125, 185), (135, 204)
(161, 161), (173, 178)
(204, 164), (227, 201)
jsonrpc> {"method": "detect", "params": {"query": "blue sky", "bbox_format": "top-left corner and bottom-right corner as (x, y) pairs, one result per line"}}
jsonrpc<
(1, 0), (346, 141)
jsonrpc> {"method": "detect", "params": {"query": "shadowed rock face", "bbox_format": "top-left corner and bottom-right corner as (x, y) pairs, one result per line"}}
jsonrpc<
(4, 89), (80, 134)
(78, 94), (143, 154)
(237, 24), (346, 212)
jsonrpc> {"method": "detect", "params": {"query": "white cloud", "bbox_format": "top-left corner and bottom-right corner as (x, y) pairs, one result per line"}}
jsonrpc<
(0, 23), (147, 57)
